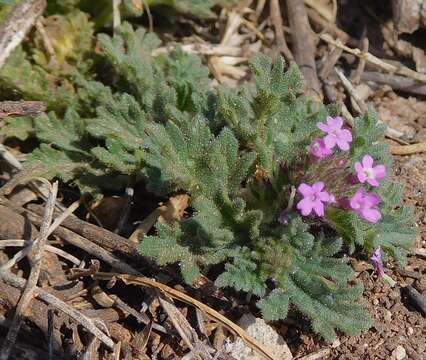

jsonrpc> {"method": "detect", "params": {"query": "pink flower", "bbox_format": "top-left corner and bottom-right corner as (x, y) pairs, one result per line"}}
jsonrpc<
(296, 182), (330, 217)
(354, 155), (386, 187)
(349, 188), (382, 223)
(310, 138), (333, 158)
(370, 247), (385, 277)
(317, 116), (353, 151)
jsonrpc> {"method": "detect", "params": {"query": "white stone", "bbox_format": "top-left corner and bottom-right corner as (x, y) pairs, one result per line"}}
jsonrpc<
(224, 314), (293, 360)
(392, 345), (406, 360)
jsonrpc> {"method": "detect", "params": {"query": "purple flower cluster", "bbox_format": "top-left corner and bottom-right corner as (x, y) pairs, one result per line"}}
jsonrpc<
(295, 116), (387, 224)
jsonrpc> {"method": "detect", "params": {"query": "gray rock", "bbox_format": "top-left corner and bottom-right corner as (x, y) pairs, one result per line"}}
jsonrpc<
(224, 314), (292, 360)
(392, 345), (407, 360)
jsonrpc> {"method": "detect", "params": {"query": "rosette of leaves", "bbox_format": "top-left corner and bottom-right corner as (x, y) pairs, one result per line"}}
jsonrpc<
(5, 22), (415, 341)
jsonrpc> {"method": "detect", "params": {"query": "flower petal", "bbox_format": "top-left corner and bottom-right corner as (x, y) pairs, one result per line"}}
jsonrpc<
(350, 188), (365, 209)
(298, 183), (313, 196)
(323, 135), (336, 149)
(362, 155), (374, 168)
(361, 207), (381, 223)
(317, 122), (330, 133)
(313, 200), (325, 217)
(317, 191), (330, 202)
(365, 192), (381, 206)
(354, 162), (363, 173)
(312, 181), (325, 192)
(340, 129), (352, 142)
(297, 198), (313, 216)
(327, 116), (343, 129)
(373, 164), (386, 179)
(357, 171), (367, 183)
(367, 178), (379, 187)
(336, 138), (350, 151)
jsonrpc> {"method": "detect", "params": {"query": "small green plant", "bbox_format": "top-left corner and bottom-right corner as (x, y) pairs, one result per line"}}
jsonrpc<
(2, 23), (416, 341)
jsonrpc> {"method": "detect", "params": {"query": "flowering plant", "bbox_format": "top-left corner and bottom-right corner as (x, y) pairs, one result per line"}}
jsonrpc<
(6, 24), (416, 341)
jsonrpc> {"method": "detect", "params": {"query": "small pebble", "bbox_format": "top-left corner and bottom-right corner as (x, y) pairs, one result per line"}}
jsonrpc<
(392, 345), (406, 360)
(389, 289), (400, 300)
(384, 309), (392, 322)
(406, 327), (414, 336)
(331, 339), (340, 348)
(373, 298), (379, 305)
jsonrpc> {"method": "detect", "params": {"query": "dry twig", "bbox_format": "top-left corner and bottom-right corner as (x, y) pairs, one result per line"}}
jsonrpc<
(334, 67), (367, 113)
(358, 71), (426, 96)
(352, 34), (369, 84)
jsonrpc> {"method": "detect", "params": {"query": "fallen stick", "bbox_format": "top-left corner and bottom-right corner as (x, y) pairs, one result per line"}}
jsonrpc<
(320, 33), (426, 83)
(335, 67), (367, 113)
(352, 35), (369, 84)
(358, 71), (426, 96)
(390, 142), (426, 155)
(287, 0), (323, 101)
(0, 181), (57, 360)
